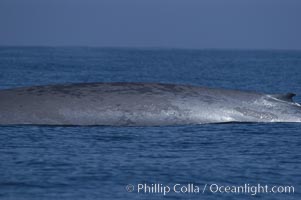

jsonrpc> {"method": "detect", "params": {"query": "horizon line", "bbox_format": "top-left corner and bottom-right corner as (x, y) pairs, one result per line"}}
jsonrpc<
(0, 45), (301, 51)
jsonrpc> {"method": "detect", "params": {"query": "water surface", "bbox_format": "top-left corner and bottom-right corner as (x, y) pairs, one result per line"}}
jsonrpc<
(0, 47), (300, 200)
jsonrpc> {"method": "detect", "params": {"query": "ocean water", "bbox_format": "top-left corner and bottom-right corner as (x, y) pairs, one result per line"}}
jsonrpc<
(0, 47), (300, 200)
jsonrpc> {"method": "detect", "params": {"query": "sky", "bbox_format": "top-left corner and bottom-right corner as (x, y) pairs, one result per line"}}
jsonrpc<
(0, 0), (300, 49)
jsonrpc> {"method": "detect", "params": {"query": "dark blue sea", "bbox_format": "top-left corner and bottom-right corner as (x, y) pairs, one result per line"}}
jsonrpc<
(0, 47), (300, 200)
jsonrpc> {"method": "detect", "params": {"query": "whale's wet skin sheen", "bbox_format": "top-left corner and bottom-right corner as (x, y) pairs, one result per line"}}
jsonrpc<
(0, 82), (301, 126)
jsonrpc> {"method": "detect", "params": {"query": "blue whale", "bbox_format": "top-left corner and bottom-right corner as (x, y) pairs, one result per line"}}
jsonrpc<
(0, 82), (300, 126)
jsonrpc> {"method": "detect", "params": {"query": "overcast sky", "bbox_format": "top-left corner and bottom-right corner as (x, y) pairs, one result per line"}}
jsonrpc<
(0, 0), (300, 49)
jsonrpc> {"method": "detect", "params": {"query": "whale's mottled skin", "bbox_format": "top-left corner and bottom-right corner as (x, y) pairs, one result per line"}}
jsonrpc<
(0, 82), (301, 126)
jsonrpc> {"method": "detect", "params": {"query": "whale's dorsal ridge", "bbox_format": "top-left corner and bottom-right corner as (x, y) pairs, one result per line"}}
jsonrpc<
(270, 93), (296, 102)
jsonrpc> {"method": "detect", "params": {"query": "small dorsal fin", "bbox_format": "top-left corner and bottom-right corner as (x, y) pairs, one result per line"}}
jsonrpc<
(270, 93), (296, 102)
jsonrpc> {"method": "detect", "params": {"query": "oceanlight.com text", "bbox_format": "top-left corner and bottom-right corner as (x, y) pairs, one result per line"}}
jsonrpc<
(125, 183), (295, 196)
